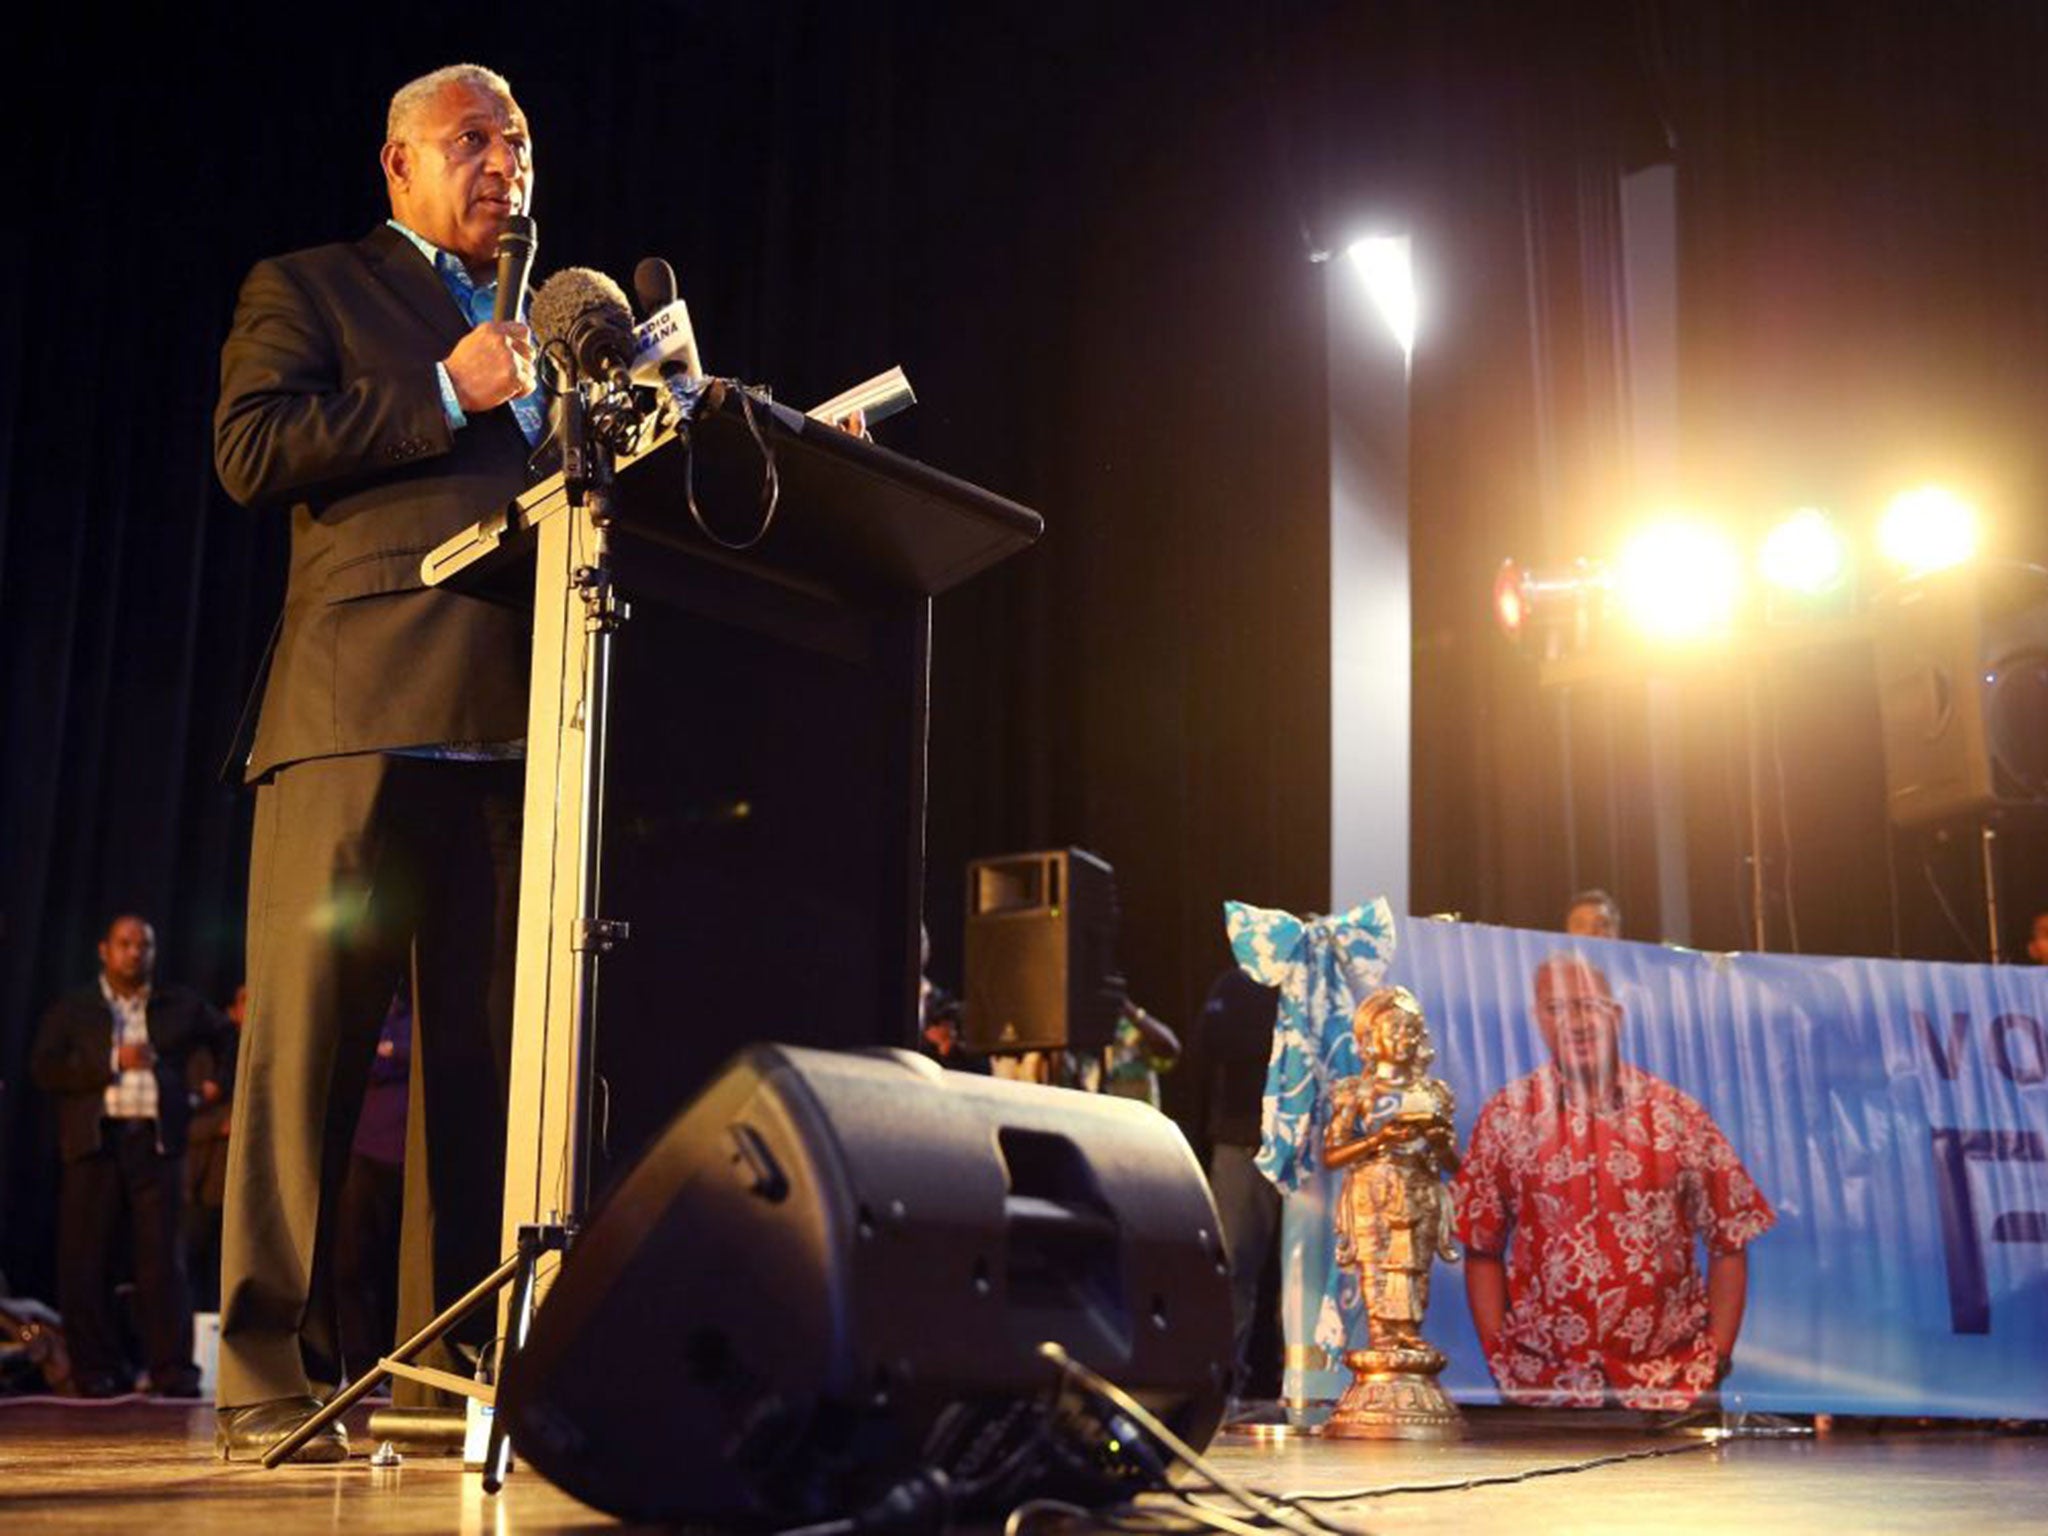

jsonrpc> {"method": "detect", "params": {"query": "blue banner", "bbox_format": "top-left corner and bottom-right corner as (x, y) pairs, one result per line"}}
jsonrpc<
(1259, 916), (2048, 1417)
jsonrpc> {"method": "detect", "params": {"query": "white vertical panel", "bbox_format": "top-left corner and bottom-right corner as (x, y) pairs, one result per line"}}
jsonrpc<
(1328, 246), (1412, 917)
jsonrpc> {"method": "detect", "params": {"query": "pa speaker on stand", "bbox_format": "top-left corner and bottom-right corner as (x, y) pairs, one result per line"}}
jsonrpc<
(962, 848), (1124, 1054)
(1871, 560), (2048, 827)
(498, 1043), (1233, 1527)
(1871, 560), (2048, 959)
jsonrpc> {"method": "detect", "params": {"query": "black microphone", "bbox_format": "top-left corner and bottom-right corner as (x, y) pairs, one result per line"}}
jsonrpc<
(530, 267), (636, 384)
(633, 256), (677, 317)
(491, 215), (538, 324)
(628, 255), (705, 407)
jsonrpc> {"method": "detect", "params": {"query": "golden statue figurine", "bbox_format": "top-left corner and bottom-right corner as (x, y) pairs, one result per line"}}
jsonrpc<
(1320, 985), (1464, 1439)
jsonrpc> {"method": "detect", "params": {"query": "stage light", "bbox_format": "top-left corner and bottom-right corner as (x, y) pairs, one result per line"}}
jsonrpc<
(1494, 560), (1528, 638)
(1759, 507), (1850, 595)
(1492, 558), (1610, 647)
(1346, 236), (1415, 359)
(1879, 484), (1978, 576)
(1615, 518), (1743, 641)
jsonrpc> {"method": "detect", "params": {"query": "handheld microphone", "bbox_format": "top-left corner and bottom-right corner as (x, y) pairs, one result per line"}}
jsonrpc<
(491, 215), (538, 324)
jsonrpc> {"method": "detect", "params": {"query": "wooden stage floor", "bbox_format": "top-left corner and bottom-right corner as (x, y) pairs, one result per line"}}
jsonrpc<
(0, 1398), (2042, 1534)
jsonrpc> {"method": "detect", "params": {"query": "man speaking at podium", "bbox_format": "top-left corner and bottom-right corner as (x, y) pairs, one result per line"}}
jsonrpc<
(211, 63), (542, 1462)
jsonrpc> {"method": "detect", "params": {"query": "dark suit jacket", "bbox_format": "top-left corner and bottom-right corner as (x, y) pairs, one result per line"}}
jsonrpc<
(30, 985), (236, 1163)
(214, 223), (538, 783)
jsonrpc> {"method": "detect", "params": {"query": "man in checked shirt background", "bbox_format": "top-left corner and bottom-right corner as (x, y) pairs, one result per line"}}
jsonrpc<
(30, 916), (234, 1397)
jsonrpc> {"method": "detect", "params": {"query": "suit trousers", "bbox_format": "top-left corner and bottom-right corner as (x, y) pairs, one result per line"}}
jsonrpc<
(1209, 1141), (1283, 1398)
(218, 751), (521, 1406)
(58, 1119), (194, 1393)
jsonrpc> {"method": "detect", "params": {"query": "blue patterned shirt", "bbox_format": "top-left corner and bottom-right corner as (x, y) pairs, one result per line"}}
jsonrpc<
(386, 219), (545, 446)
(99, 974), (157, 1121)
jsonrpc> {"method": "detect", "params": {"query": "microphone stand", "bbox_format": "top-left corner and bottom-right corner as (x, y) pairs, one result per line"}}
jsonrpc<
(556, 367), (629, 1236)
(263, 363), (632, 1486)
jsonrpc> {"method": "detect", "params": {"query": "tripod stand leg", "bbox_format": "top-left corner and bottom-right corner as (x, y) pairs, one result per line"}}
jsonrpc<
(260, 1250), (524, 1469)
(481, 1227), (548, 1492)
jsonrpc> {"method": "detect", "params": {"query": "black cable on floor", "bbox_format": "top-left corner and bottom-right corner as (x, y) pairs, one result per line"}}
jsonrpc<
(1227, 1434), (1721, 1504)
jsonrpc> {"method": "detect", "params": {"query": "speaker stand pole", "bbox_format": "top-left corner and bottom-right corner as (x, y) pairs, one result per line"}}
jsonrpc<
(1980, 822), (2003, 964)
(1743, 668), (1770, 953)
(262, 375), (627, 1477)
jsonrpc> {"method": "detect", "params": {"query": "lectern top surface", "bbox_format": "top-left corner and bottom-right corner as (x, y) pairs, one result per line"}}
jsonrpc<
(421, 388), (1042, 606)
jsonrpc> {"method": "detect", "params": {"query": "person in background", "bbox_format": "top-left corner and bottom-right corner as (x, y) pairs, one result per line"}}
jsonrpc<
(917, 922), (983, 1072)
(1195, 966), (1283, 1408)
(2025, 910), (2048, 965)
(183, 983), (243, 1313)
(30, 916), (233, 1397)
(985, 1000), (1178, 1102)
(1564, 888), (1621, 940)
(1093, 1001), (1181, 1107)
(336, 986), (411, 1382)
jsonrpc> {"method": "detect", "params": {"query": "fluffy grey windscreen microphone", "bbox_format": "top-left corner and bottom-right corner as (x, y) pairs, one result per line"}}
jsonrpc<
(529, 267), (636, 376)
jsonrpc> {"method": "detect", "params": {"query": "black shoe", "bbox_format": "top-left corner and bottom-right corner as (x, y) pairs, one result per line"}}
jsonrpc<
(215, 1397), (349, 1463)
(153, 1373), (204, 1400)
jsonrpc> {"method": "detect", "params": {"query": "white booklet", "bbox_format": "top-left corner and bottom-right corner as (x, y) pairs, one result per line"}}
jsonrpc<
(808, 365), (916, 428)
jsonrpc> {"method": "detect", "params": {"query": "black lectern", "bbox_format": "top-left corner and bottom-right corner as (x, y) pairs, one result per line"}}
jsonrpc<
(422, 391), (1042, 1253)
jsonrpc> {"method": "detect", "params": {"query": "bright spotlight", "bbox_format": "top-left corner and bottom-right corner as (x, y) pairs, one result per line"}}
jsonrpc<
(1759, 507), (1850, 595)
(1347, 236), (1416, 359)
(1879, 485), (1978, 576)
(1615, 519), (1744, 641)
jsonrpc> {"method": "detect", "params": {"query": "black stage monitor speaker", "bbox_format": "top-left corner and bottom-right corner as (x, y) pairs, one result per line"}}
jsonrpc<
(963, 847), (1123, 1053)
(1871, 561), (2048, 829)
(499, 1044), (1232, 1528)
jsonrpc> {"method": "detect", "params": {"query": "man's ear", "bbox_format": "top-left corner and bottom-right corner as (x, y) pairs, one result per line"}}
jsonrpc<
(380, 140), (411, 192)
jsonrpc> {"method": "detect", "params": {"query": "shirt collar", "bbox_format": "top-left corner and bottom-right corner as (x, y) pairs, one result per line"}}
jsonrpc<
(98, 972), (150, 1010)
(1540, 1058), (1636, 1114)
(387, 217), (501, 291)
(388, 218), (462, 273)
(388, 217), (532, 335)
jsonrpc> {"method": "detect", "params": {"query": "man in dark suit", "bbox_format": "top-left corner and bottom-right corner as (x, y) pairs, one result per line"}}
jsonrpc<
(212, 62), (541, 1461)
(31, 915), (234, 1398)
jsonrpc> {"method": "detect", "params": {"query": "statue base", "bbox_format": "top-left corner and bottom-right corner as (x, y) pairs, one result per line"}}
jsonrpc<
(1321, 1344), (1465, 1441)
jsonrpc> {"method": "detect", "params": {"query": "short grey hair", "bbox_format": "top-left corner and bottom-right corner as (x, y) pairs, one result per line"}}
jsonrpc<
(387, 63), (514, 143)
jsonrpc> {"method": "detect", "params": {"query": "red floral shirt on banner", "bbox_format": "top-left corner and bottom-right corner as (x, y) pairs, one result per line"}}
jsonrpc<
(1452, 1062), (1776, 1409)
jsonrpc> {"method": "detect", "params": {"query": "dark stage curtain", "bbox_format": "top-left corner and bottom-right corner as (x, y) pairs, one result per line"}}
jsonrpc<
(1394, 9), (1672, 941)
(9, 1), (2048, 1301)
(1655, 1), (2048, 959)
(0, 6), (1334, 1297)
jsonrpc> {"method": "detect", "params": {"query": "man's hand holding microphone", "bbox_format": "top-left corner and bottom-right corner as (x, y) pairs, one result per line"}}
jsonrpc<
(448, 209), (538, 413)
(445, 321), (536, 412)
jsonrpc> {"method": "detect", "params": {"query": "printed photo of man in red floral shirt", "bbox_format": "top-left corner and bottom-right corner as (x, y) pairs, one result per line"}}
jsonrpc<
(1450, 951), (1776, 1409)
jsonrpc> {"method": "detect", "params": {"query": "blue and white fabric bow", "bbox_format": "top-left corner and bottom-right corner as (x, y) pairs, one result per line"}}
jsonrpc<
(1225, 897), (1397, 1192)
